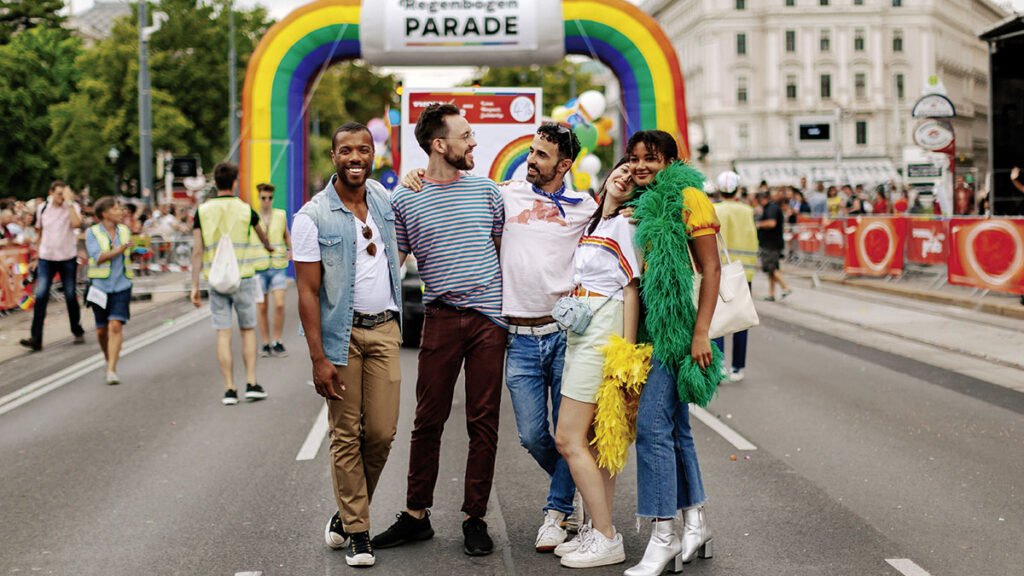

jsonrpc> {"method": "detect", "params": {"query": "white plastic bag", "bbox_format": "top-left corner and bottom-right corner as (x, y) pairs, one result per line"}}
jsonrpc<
(208, 233), (241, 294)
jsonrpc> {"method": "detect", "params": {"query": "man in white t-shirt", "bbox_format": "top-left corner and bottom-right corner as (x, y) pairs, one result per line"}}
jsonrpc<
(401, 123), (597, 551)
(293, 123), (403, 567)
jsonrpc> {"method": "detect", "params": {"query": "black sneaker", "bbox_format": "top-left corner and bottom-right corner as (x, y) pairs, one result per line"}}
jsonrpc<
(245, 383), (267, 401)
(260, 344), (272, 357)
(346, 531), (375, 567)
(325, 512), (349, 549)
(370, 510), (434, 549)
(19, 338), (41, 352)
(72, 333), (86, 344)
(222, 389), (238, 406)
(271, 341), (288, 357)
(463, 517), (494, 556)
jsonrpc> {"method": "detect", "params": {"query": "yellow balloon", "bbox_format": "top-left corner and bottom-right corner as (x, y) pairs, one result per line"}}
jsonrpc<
(552, 106), (570, 122)
(574, 172), (591, 191)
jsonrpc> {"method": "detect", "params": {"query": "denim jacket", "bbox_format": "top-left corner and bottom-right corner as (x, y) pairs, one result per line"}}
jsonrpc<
(297, 175), (402, 366)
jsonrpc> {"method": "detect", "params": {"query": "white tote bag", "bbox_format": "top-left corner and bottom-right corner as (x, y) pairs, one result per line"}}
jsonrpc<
(690, 234), (760, 339)
(208, 233), (241, 294)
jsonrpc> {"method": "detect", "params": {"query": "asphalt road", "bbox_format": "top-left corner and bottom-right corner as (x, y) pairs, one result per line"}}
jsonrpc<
(0, 288), (1020, 575)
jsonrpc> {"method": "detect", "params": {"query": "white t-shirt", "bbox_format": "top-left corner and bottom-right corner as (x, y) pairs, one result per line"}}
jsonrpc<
(292, 212), (398, 314)
(500, 180), (598, 318)
(572, 214), (642, 301)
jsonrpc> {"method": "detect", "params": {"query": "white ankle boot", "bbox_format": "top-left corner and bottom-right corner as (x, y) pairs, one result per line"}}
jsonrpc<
(678, 505), (713, 563)
(623, 519), (682, 576)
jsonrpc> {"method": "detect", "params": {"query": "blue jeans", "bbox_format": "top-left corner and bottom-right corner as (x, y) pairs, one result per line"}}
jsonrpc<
(635, 356), (707, 517)
(505, 329), (575, 515)
(31, 258), (83, 342)
(713, 330), (748, 371)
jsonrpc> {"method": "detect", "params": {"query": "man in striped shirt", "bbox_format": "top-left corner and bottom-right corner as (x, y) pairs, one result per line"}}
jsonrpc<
(371, 104), (505, 557)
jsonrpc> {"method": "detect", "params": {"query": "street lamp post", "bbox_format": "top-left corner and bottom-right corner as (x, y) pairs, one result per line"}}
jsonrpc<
(229, 1), (239, 164)
(138, 4), (166, 208)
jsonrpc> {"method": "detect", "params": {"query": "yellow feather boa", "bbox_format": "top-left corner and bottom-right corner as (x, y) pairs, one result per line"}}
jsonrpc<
(591, 334), (653, 476)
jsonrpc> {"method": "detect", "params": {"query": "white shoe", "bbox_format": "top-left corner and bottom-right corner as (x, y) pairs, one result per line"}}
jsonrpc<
(536, 509), (567, 552)
(560, 528), (625, 568)
(728, 369), (745, 383)
(624, 520), (682, 576)
(678, 505), (713, 563)
(106, 371), (120, 385)
(554, 521), (591, 557)
(565, 490), (585, 533)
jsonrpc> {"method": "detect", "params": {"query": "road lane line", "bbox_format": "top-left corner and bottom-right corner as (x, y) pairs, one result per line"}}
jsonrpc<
(690, 405), (758, 451)
(295, 404), (329, 461)
(0, 308), (211, 416)
(489, 484), (517, 576)
(886, 558), (932, 576)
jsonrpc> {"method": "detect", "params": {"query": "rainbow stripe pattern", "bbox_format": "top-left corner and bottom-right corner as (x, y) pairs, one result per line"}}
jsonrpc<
(240, 0), (689, 220)
(579, 236), (634, 280)
(489, 134), (535, 183)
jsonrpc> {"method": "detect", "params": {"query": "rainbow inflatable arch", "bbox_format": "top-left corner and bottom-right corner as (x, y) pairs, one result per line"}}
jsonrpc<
(240, 0), (689, 216)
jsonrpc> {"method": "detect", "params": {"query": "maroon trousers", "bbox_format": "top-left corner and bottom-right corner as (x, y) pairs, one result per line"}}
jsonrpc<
(406, 304), (506, 518)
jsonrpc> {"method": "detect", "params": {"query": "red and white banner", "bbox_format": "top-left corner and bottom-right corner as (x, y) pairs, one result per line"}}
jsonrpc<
(948, 218), (1024, 294)
(795, 215), (823, 254)
(906, 218), (948, 265)
(844, 217), (907, 277)
(823, 219), (846, 258)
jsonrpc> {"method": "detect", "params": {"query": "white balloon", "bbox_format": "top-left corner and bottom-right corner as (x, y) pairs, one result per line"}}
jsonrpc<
(577, 90), (607, 119)
(579, 154), (601, 176)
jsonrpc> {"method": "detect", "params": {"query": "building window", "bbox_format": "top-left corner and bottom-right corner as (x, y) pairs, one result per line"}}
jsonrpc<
(855, 73), (867, 99)
(736, 0), (746, 9)
(738, 77), (749, 104)
(856, 121), (867, 145)
(893, 30), (903, 52)
(786, 0), (795, 5)
(895, 73), (905, 100)
(820, 30), (831, 52)
(737, 33), (747, 55)
(819, 0), (829, 5)
(854, 0), (864, 5)
(738, 123), (750, 151)
(786, 30), (797, 52)
(786, 75), (798, 100)
(820, 74), (832, 99)
(892, 0), (902, 6)
(854, 29), (865, 51)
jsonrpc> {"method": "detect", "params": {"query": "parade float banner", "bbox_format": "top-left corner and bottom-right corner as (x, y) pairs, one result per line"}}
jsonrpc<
(906, 217), (948, 265)
(843, 217), (907, 277)
(795, 215), (823, 254)
(400, 88), (541, 181)
(948, 218), (1024, 294)
(824, 219), (846, 258)
(0, 245), (33, 311)
(240, 0), (690, 219)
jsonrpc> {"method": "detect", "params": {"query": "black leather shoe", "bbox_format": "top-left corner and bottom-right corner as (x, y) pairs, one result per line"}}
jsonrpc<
(19, 338), (41, 351)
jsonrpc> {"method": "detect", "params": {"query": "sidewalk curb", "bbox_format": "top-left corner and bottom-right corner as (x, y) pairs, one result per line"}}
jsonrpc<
(818, 276), (1024, 321)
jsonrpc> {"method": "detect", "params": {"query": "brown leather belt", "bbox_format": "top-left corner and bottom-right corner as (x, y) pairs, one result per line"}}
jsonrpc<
(508, 315), (556, 326)
(353, 310), (396, 329)
(573, 287), (607, 298)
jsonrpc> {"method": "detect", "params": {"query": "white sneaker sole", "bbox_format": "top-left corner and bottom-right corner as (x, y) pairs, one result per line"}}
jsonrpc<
(245, 391), (268, 400)
(345, 553), (375, 566)
(560, 550), (626, 568)
(554, 543), (578, 558)
(222, 397), (238, 405)
(325, 523), (347, 550)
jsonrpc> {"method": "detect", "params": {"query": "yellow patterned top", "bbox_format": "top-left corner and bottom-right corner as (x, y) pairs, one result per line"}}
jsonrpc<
(682, 187), (721, 238)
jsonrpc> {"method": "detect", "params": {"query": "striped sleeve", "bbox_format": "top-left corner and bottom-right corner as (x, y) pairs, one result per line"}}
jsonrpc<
(392, 189), (410, 253)
(489, 181), (504, 237)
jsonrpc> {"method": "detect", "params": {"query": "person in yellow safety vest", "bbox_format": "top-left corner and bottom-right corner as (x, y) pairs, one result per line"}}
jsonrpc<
(712, 171), (759, 384)
(250, 182), (292, 358)
(190, 162), (274, 406)
(85, 197), (134, 385)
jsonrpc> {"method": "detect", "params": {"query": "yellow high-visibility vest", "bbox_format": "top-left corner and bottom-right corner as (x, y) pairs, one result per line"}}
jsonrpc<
(87, 223), (134, 279)
(198, 196), (256, 279)
(250, 209), (288, 270)
(714, 200), (759, 282)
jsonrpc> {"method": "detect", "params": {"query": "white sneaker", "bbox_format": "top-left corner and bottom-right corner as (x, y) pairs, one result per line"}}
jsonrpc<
(554, 522), (591, 557)
(106, 371), (120, 385)
(560, 528), (625, 568)
(565, 490), (586, 533)
(729, 369), (745, 383)
(536, 509), (567, 552)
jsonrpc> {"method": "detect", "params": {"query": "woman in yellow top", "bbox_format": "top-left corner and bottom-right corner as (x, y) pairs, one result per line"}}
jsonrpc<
(623, 131), (721, 576)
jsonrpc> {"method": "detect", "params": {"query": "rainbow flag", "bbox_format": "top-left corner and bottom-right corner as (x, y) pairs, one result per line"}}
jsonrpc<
(18, 295), (34, 310)
(17, 262), (29, 275)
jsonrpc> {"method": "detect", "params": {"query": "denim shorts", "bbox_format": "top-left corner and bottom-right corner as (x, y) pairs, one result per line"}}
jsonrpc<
(91, 287), (132, 327)
(209, 277), (257, 330)
(256, 267), (287, 294)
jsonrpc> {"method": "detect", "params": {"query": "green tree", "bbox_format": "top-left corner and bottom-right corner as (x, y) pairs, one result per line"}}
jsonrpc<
(0, 26), (80, 200)
(469, 61), (600, 117)
(0, 0), (65, 45)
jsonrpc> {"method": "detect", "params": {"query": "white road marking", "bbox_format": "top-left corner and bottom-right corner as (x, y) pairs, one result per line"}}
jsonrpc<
(0, 308), (211, 416)
(690, 405), (758, 451)
(886, 559), (932, 576)
(295, 404), (329, 461)
(234, 572), (263, 576)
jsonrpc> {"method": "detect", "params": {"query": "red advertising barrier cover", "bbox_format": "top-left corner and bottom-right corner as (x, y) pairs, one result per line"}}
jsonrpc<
(795, 215), (823, 254)
(823, 219), (846, 258)
(0, 245), (33, 311)
(948, 218), (1024, 294)
(844, 217), (907, 277)
(906, 218), (948, 265)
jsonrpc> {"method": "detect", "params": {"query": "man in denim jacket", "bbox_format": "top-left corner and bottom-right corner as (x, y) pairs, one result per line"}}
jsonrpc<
(294, 122), (403, 568)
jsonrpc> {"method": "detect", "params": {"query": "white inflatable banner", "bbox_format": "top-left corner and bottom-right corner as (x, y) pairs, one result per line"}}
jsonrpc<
(360, 0), (565, 66)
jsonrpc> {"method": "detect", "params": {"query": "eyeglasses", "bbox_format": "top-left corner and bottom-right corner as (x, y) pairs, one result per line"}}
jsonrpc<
(552, 123), (580, 160)
(362, 225), (377, 257)
(439, 130), (475, 142)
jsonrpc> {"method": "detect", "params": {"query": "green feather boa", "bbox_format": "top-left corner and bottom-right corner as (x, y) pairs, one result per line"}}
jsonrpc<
(631, 161), (723, 407)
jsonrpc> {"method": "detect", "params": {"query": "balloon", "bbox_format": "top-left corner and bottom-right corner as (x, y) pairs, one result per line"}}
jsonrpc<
(579, 154), (601, 176)
(564, 97), (578, 110)
(572, 123), (598, 153)
(566, 112), (586, 127)
(367, 118), (388, 144)
(387, 109), (401, 126)
(577, 90), (607, 120)
(595, 117), (614, 147)
(573, 172), (591, 191)
(552, 106), (570, 122)
(380, 169), (398, 190)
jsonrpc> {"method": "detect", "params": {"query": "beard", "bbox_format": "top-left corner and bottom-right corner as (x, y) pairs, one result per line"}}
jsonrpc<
(526, 163), (558, 188)
(336, 164), (368, 188)
(444, 149), (474, 171)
